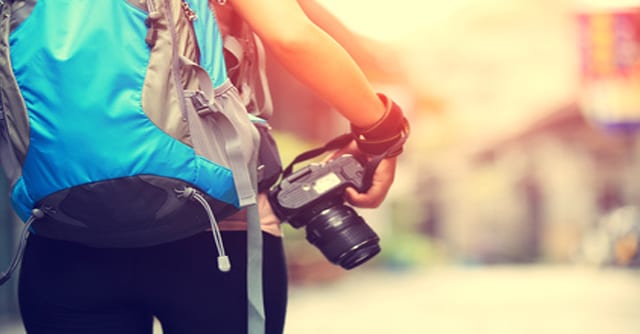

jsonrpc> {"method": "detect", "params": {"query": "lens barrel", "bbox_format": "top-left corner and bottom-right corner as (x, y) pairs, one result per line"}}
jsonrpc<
(305, 205), (381, 269)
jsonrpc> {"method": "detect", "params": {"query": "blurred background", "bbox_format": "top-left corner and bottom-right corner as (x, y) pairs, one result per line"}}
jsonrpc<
(2, 0), (640, 333)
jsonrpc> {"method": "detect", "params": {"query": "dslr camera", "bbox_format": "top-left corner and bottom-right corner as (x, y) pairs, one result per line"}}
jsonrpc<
(268, 155), (381, 269)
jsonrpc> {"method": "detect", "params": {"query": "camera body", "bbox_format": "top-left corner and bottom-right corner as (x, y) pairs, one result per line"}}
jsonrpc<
(269, 155), (381, 269)
(269, 155), (365, 227)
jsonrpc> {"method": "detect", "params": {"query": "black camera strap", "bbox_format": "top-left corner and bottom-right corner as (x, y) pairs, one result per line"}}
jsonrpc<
(282, 133), (352, 178)
(281, 131), (407, 192)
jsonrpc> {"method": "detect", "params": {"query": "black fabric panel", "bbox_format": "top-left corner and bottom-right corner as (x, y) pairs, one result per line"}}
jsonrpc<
(32, 175), (238, 248)
(59, 176), (168, 230)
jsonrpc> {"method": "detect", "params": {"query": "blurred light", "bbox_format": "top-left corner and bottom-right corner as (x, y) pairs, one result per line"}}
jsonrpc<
(317, 0), (472, 41)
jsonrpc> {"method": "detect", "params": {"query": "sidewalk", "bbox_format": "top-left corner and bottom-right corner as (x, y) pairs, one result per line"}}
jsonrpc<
(284, 265), (640, 334)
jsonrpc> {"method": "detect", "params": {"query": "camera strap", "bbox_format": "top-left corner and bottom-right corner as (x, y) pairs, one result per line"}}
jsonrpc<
(281, 133), (352, 177)
(281, 130), (407, 192)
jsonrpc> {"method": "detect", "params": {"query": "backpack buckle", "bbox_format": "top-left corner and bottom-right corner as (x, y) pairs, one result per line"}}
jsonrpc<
(190, 90), (221, 116)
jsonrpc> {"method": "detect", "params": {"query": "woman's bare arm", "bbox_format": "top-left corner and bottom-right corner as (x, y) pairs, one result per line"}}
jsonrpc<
(225, 0), (402, 208)
(226, 0), (386, 128)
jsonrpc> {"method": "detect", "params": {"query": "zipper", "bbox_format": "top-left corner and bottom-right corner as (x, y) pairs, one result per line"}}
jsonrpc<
(162, 0), (189, 119)
(181, 0), (196, 22)
(181, 0), (201, 67)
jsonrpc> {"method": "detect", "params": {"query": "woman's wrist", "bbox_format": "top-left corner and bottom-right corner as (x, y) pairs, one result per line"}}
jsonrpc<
(350, 93), (410, 157)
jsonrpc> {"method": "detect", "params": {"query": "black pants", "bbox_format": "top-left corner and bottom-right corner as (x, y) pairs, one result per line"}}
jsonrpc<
(18, 231), (288, 334)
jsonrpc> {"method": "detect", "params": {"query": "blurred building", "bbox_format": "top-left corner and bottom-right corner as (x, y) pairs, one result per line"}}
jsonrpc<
(433, 103), (640, 264)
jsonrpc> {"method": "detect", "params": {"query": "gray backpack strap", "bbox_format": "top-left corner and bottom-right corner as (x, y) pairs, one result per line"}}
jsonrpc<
(223, 26), (274, 119)
(251, 34), (273, 119)
(246, 181), (265, 334)
(223, 35), (254, 114)
(180, 56), (258, 206)
(179, 55), (266, 333)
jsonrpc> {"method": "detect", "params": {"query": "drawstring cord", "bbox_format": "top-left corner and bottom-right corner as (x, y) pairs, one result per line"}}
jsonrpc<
(0, 185), (233, 285)
(175, 187), (231, 272)
(0, 209), (45, 286)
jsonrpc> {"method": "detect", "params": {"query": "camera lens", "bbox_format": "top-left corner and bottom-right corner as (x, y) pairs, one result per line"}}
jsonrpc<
(305, 205), (381, 269)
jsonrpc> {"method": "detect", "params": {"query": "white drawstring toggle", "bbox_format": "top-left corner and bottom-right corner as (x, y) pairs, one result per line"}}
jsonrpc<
(176, 187), (231, 272)
(218, 255), (231, 272)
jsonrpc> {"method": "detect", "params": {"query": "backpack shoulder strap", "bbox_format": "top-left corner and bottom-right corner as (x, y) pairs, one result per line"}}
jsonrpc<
(222, 15), (274, 119)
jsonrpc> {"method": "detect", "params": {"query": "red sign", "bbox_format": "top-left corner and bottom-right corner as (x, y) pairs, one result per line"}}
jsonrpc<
(577, 5), (640, 131)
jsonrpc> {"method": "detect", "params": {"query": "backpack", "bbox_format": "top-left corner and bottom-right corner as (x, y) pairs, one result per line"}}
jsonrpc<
(0, 0), (267, 331)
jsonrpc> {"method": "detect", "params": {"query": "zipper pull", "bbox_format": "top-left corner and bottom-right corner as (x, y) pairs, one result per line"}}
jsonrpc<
(181, 0), (197, 22)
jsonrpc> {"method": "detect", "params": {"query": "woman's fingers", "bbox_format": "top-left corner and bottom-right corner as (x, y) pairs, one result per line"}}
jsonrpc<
(344, 157), (397, 208)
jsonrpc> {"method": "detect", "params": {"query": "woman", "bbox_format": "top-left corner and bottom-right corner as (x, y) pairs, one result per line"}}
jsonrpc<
(13, 1), (407, 333)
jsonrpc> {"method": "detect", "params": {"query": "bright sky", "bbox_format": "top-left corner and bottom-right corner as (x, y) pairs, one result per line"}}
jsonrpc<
(317, 0), (472, 42)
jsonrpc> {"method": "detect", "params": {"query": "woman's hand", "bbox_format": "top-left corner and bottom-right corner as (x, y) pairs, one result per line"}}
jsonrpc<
(327, 141), (397, 209)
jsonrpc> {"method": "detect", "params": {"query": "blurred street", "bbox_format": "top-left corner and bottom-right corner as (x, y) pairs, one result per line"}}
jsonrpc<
(284, 265), (640, 334)
(1, 265), (639, 333)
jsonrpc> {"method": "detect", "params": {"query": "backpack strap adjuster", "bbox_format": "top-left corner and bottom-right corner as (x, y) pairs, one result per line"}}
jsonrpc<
(189, 90), (222, 116)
